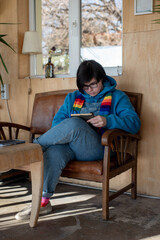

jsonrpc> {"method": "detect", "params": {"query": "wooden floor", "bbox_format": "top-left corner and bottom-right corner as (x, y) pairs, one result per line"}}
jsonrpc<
(0, 179), (160, 240)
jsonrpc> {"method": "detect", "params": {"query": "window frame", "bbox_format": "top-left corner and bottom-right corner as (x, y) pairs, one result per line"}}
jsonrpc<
(29, 0), (122, 78)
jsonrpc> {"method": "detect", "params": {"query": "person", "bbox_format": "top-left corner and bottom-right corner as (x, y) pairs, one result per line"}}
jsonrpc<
(15, 60), (141, 220)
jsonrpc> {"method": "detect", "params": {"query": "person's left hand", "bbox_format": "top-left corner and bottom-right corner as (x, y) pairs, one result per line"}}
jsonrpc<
(87, 115), (107, 128)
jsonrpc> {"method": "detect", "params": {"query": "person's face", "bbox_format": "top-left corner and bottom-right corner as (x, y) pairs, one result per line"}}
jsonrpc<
(83, 78), (103, 96)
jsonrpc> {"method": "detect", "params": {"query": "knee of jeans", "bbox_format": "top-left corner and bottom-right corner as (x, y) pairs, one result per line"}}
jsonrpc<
(63, 117), (87, 129)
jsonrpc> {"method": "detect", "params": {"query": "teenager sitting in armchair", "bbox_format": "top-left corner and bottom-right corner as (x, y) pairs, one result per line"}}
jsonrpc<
(15, 60), (141, 220)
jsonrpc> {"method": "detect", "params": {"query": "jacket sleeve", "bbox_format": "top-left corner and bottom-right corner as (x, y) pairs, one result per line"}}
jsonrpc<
(106, 90), (141, 134)
(51, 91), (77, 128)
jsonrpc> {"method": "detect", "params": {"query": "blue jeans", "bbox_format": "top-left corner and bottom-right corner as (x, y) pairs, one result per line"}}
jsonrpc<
(34, 117), (104, 198)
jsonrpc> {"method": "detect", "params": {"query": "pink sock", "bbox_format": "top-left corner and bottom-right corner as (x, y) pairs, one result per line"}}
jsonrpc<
(41, 197), (50, 207)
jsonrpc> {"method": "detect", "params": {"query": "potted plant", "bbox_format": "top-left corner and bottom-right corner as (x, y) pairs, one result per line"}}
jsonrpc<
(0, 23), (15, 86)
(153, 0), (160, 24)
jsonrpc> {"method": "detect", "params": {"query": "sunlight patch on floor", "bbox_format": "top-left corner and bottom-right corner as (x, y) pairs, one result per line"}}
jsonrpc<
(140, 235), (160, 240)
(40, 207), (102, 221)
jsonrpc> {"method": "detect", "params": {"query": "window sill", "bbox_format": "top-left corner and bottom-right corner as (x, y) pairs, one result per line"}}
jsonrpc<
(24, 67), (122, 80)
(24, 74), (76, 80)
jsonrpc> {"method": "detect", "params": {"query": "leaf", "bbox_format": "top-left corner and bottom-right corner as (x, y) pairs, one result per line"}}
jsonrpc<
(0, 22), (20, 24)
(0, 74), (4, 87)
(0, 35), (15, 52)
(0, 22), (17, 86)
(152, 19), (160, 24)
(0, 54), (9, 74)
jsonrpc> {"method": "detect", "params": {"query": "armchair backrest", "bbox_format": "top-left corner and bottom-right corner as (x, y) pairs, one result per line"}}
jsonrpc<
(30, 90), (142, 135)
(124, 91), (142, 117)
(30, 90), (74, 135)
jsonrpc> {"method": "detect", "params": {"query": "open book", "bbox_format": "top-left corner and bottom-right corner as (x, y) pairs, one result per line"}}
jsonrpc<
(0, 139), (25, 147)
(71, 112), (94, 121)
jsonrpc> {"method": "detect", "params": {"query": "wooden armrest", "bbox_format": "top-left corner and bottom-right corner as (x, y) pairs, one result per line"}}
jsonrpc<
(0, 122), (30, 131)
(0, 122), (31, 140)
(101, 129), (140, 147)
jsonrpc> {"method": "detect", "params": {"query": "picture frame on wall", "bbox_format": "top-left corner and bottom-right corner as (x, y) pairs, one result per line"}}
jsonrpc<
(134, 0), (153, 15)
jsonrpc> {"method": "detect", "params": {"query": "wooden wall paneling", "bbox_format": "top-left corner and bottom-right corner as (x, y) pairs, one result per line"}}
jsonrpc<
(119, 29), (160, 197)
(123, 0), (160, 33)
(17, 0), (29, 79)
(0, 0), (19, 121)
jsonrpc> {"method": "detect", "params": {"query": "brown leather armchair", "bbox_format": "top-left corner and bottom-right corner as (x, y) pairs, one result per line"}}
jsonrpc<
(0, 89), (142, 220)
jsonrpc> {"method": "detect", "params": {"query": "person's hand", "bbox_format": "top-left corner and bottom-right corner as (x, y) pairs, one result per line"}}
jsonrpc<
(87, 115), (107, 128)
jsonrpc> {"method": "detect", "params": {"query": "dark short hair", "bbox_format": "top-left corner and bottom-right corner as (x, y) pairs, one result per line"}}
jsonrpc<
(76, 60), (107, 93)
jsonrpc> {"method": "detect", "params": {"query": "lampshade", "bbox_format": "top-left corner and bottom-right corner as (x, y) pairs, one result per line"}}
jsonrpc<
(22, 31), (42, 54)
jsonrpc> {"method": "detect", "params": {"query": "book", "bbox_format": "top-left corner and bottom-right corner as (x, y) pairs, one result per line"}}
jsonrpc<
(71, 112), (94, 121)
(0, 139), (25, 147)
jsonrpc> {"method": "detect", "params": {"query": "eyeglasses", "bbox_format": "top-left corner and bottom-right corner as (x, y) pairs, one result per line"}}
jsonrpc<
(83, 81), (98, 91)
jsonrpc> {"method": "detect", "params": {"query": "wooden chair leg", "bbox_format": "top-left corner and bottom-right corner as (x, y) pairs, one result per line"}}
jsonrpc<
(29, 160), (44, 227)
(131, 165), (137, 199)
(102, 146), (110, 220)
(102, 179), (109, 220)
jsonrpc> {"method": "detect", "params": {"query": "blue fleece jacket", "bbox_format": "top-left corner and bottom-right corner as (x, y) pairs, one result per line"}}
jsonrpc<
(52, 76), (141, 134)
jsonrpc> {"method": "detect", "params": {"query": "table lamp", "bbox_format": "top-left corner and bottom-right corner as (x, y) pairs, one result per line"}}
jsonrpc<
(22, 31), (42, 77)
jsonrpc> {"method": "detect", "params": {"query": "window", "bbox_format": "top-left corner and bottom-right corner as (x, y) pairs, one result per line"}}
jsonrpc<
(81, 0), (122, 76)
(30, 0), (122, 77)
(39, 0), (70, 75)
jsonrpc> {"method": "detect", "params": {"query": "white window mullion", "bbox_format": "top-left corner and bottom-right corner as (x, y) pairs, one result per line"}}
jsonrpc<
(29, 0), (37, 76)
(69, 0), (81, 77)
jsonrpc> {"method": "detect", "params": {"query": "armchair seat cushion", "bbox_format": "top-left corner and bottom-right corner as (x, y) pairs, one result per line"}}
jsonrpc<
(63, 153), (132, 176)
(64, 160), (103, 176)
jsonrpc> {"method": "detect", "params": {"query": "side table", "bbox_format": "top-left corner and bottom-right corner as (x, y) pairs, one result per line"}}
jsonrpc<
(0, 143), (43, 227)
